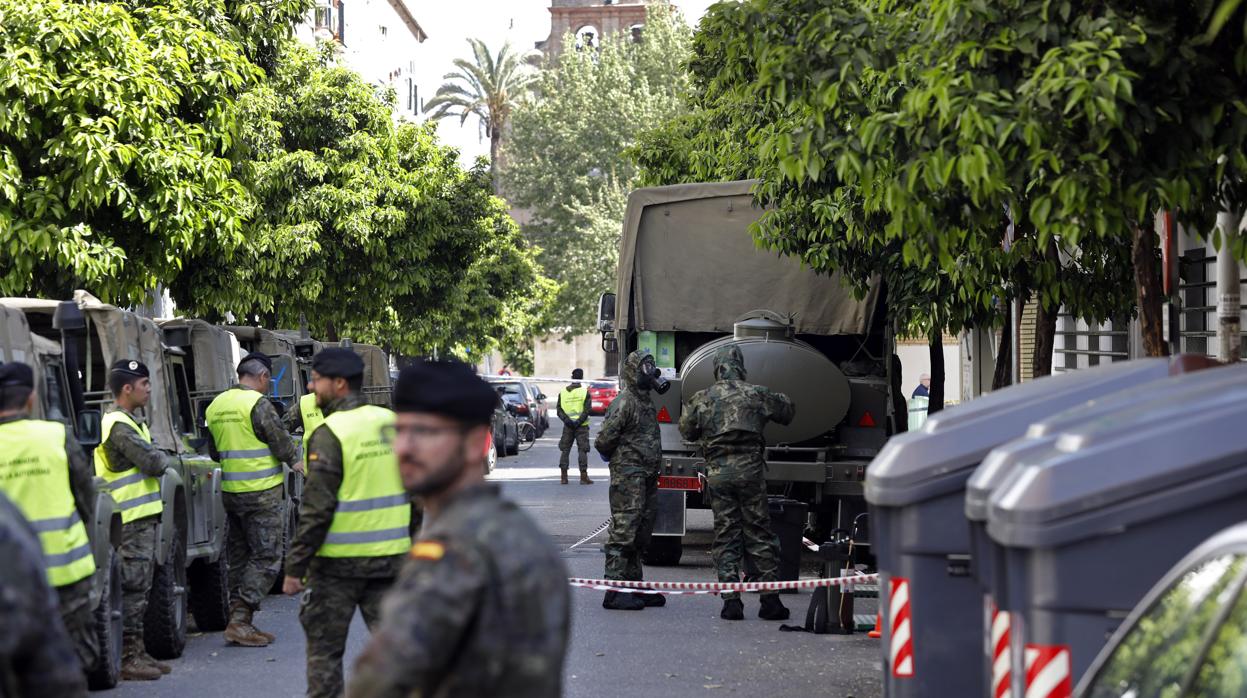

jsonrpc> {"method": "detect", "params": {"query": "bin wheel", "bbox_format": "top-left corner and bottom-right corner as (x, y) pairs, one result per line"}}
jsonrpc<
(144, 520), (189, 659)
(643, 536), (683, 566)
(86, 548), (123, 690)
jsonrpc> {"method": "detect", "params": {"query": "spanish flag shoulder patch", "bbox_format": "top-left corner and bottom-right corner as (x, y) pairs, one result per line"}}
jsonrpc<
(410, 541), (445, 561)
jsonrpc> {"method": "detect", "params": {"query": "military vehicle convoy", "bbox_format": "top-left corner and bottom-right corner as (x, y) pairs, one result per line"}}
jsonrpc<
(598, 181), (901, 565)
(0, 291), (396, 688)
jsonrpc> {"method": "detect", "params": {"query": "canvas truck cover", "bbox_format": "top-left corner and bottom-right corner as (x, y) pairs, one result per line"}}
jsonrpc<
(159, 318), (240, 392)
(615, 181), (881, 335)
(0, 304), (61, 421)
(352, 343), (391, 390)
(3, 292), (183, 451)
(220, 326), (297, 358)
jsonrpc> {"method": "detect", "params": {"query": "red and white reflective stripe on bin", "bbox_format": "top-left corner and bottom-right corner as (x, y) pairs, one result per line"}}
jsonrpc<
(889, 577), (914, 677)
(991, 604), (1013, 698)
(1024, 644), (1072, 698)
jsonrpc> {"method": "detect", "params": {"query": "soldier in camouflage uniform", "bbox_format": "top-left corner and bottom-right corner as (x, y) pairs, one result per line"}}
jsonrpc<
(594, 349), (666, 611)
(679, 345), (795, 621)
(0, 490), (88, 697)
(206, 352), (301, 647)
(99, 360), (179, 679)
(0, 362), (100, 678)
(350, 359), (569, 698)
(283, 349), (418, 698)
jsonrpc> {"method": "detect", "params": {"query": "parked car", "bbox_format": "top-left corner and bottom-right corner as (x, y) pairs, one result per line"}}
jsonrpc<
(491, 395), (520, 458)
(1077, 522), (1247, 697)
(489, 380), (544, 439)
(589, 379), (618, 415)
(521, 380), (550, 432)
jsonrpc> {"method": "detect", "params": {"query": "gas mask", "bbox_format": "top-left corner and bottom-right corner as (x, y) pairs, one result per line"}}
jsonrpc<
(637, 356), (670, 394)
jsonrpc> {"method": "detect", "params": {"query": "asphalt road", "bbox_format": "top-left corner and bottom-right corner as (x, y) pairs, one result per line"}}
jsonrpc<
(113, 417), (883, 697)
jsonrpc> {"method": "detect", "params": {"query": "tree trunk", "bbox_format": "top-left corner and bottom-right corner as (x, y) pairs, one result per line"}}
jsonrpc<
(1133, 223), (1168, 357)
(1033, 237), (1060, 377)
(993, 307), (1013, 390)
(928, 337), (945, 413)
(489, 128), (503, 196)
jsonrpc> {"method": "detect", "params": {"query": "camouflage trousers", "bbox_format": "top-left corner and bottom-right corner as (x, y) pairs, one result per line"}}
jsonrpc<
(558, 423), (590, 471)
(706, 475), (781, 601)
(225, 486), (285, 611)
(298, 572), (391, 698)
(121, 519), (158, 646)
(604, 471), (658, 581)
(56, 577), (99, 672)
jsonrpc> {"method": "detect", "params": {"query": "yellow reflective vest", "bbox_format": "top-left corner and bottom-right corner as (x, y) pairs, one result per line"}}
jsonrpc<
(95, 410), (164, 525)
(206, 388), (284, 494)
(0, 419), (96, 587)
(316, 405), (411, 558)
(300, 393), (325, 456)
(560, 386), (589, 422)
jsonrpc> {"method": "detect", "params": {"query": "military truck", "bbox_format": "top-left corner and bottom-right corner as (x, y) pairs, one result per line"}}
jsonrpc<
(350, 342), (394, 407)
(0, 300), (125, 689)
(598, 181), (899, 565)
(3, 293), (231, 663)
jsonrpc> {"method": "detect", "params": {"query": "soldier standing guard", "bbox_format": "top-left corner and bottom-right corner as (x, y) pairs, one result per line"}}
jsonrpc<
(556, 368), (593, 485)
(282, 349), (413, 698)
(349, 359), (570, 697)
(0, 362), (98, 683)
(284, 377), (326, 468)
(205, 352), (301, 647)
(96, 360), (177, 679)
(594, 349), (667, 611)
(679, 345), (795, 621)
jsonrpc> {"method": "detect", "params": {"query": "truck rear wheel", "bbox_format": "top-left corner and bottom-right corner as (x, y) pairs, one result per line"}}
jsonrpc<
(643, 536), (683, 566)
(87, 548), (122, 690)
(144, 521), (188, 659)
(187, 517), (230, 632)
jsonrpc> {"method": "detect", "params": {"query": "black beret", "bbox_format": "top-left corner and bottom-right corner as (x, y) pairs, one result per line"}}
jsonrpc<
(110, 359), (149, 378)
(238, 351), (273, 373)
(571, 368), (584, 379)
(312, 348), (364, 379)
(394, 360), (496, 425)
(0, 362), (34, 389)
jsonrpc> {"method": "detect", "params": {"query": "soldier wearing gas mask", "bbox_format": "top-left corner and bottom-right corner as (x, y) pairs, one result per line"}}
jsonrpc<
(594, 350), (668, 610)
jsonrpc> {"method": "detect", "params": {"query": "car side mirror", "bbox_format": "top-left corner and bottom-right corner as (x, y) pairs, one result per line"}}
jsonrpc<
(597, 292), (616, 333)
(537, 393), (547, 401)
(52, 300), (86, 332)
(505, 404), (518, 415)
(602, 335), (619, 354)
(76, 409), (102, 448)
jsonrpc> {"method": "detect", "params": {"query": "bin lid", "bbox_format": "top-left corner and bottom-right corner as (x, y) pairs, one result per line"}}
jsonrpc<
(865, 358), (1171, 508)
(964, 358), (1229, 521)
(988, 364), (1247, 547)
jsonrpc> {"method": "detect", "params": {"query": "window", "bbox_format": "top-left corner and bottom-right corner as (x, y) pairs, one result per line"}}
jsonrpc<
(42, 361), (70, 424)
(1085, 554), (1247, 698)
(337, 1), (346, 45)
(269, 355), (297, 408)
(170, 361), (195, 437)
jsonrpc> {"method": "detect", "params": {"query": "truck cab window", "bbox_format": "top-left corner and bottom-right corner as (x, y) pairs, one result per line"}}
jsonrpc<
(42, 361), (71, 424)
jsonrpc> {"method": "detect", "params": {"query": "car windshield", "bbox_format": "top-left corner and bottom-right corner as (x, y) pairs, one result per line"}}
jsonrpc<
(1085, 553), (1247, 698)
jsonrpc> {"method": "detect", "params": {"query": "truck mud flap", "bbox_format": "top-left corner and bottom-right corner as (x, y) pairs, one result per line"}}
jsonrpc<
(654, 490), (686, 536)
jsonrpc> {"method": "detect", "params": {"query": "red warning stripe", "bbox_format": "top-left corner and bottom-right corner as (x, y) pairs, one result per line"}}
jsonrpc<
(1024, 644), (1071, 698)
(889, 577), (914, 677)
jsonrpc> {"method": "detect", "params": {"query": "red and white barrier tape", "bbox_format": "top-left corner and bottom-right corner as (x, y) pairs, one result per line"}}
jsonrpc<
(567, 572), (878, 596)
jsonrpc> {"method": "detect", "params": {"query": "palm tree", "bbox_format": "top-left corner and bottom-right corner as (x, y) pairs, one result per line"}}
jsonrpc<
(424, 39), (535, 191)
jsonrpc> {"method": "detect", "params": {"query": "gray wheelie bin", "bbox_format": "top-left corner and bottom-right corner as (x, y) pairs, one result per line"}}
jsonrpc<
(865, 358), (1181, 698)
(986, 365), (1247, 695)
(964, 356), (1224, 697)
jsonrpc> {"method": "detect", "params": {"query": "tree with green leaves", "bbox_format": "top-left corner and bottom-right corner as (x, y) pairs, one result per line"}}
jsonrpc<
(0, 0), (265, 303)
(504, 6), (691, 336)
(170, 42), (555, 359)
(424, 39), (536, 191)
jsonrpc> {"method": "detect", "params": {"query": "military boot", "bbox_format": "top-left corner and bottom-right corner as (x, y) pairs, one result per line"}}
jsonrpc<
(634, 591), (665, 607)
(141, 651), (172, 675)
(720, 598), (745, 620)
(758, 594), (790, 621)
(121, 647), (162, 681)
(602, 590), (645, 610)
(560, 469), (569, 485)
(580, 470), (594, 485)
(224, 602), (272, 647)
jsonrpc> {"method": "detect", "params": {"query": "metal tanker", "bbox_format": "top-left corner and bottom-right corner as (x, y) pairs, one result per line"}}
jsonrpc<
(600, 181), (900, 565)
